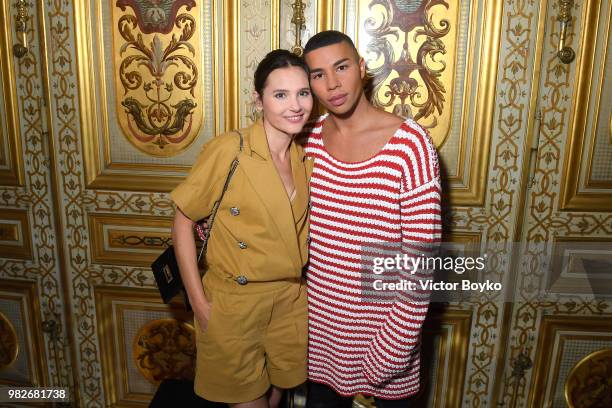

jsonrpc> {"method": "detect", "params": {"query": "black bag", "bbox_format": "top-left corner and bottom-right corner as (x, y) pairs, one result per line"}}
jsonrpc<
(152, 131), (244, 309)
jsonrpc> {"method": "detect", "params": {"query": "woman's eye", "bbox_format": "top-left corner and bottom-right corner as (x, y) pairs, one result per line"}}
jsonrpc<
(274, 93), (286, 99)
(299, 90), (311, 97)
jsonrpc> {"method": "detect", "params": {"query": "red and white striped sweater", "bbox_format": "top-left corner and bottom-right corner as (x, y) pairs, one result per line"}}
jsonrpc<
(304, 114), (442, 399)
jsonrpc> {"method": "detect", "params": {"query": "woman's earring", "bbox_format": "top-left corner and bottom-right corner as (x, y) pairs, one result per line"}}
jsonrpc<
(250, 103), (263, 121)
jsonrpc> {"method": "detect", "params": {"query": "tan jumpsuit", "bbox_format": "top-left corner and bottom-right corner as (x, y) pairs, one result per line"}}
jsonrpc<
(171, 119), (312, 403)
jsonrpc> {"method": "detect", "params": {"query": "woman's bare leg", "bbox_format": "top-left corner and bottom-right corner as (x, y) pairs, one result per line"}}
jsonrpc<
(230, 395), (269, 408)
(267, 386), (283, 408)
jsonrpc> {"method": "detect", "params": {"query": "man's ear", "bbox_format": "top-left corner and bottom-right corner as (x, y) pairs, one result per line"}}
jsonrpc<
(358, 57), (366, 79)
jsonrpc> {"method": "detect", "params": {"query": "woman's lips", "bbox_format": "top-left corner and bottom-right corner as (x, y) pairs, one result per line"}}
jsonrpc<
(328, 94), (348, 107)
(284, 114), (304, 123)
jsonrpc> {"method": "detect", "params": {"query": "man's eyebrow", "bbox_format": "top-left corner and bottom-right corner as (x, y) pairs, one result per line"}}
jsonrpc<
(309, 58), (351, 74)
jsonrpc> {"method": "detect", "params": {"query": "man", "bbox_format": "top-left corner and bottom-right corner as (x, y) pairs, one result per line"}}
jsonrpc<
(302, 31), (442, 407)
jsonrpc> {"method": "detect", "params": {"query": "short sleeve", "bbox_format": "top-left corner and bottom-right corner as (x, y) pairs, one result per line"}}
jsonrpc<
(170, 133), (240, 221)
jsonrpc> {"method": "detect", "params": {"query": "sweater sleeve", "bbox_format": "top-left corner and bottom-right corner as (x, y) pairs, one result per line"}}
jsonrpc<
(361, 126), (442, 386)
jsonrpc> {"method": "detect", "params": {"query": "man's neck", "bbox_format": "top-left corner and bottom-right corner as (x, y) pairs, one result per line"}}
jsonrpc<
(327, 94), (373, 135)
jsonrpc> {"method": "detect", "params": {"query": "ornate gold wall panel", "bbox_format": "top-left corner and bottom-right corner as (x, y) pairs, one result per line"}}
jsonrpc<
(0, 280), (47, 387)
(498, 0), (612, 406)
(559, 0), (612, 211)
(0, 0), (24, 187)
(0, 0), (73, 394)
(529, 315), (612, 407)
(88, 213), (172, 266)
(349, 0), (502, 206)
(95, 286), (195, 407)
(565, 347), (612, 407)
(238, 0), (275, 125)
(0, 209), (32, 260)
(112, 0), (203, 157)
(75, 0), (217, 192)
(548, 237), (612, 295)
(419, 308), (472, 408)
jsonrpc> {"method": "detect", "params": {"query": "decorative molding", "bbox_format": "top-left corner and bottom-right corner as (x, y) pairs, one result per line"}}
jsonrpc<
(224, 0), (239, 130)
(548, 237), (612, 295)
(95, 286), (194, 406)
(559, 0), (612, 211)
(88, 213), (172, 267)
(420, 308), (472, 408)
(0, 209), (32, 260)
(0, 279), (47, 387)
(0, 0), (24, 186)
(529, 315), (612, 407)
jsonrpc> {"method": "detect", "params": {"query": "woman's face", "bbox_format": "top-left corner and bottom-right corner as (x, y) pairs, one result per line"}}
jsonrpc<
(256, 66), (313, 136)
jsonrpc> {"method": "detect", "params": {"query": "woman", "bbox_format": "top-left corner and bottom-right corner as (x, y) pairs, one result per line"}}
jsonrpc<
(171, 50), (313, 408)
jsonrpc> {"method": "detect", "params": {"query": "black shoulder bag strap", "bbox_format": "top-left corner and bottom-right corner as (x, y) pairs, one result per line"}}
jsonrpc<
(196, 130), (244, 262)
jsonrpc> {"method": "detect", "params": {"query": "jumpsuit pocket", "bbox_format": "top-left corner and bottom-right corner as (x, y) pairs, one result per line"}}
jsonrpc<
(197, 291), (242, 340)
(195, 292), (257, 385)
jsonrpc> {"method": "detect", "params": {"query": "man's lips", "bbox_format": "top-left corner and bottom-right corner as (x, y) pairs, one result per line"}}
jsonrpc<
(328, 94), (348, 107)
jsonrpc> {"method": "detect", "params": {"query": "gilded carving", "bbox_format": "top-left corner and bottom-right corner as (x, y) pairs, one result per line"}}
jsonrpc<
(133, 319), (196, 385)
(363, 0), (456, 146)
(0, 311), (18, 369)
(113, 0), (202, 156)
(116, 0), (195, 34)
(109, 233), (171, 249)
(566, 348), (612, 408)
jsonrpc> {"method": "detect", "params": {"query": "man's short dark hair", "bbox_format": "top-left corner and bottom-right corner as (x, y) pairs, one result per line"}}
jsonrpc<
(304, 30), (358, 56)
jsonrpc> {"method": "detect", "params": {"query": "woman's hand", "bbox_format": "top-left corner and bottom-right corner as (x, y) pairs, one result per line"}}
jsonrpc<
(172, 209), (213, 331)
(194, 300), (212, 332)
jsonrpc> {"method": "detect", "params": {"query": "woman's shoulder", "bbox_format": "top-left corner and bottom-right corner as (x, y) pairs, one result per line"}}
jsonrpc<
(199, 129), (245, 158)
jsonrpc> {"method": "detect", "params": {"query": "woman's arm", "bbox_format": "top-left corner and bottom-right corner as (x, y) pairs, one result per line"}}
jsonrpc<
(172, 208), (211, 329)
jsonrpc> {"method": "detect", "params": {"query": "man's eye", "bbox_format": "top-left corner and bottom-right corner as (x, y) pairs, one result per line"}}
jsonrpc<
(311, 73), (322, 80)
(337, 65), (347, 71)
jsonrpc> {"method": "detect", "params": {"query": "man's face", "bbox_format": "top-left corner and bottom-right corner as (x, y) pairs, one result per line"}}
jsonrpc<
(304, 41), (366, 115)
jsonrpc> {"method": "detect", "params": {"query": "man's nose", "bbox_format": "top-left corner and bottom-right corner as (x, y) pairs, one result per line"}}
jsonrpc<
(326, 72), (340, 90)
